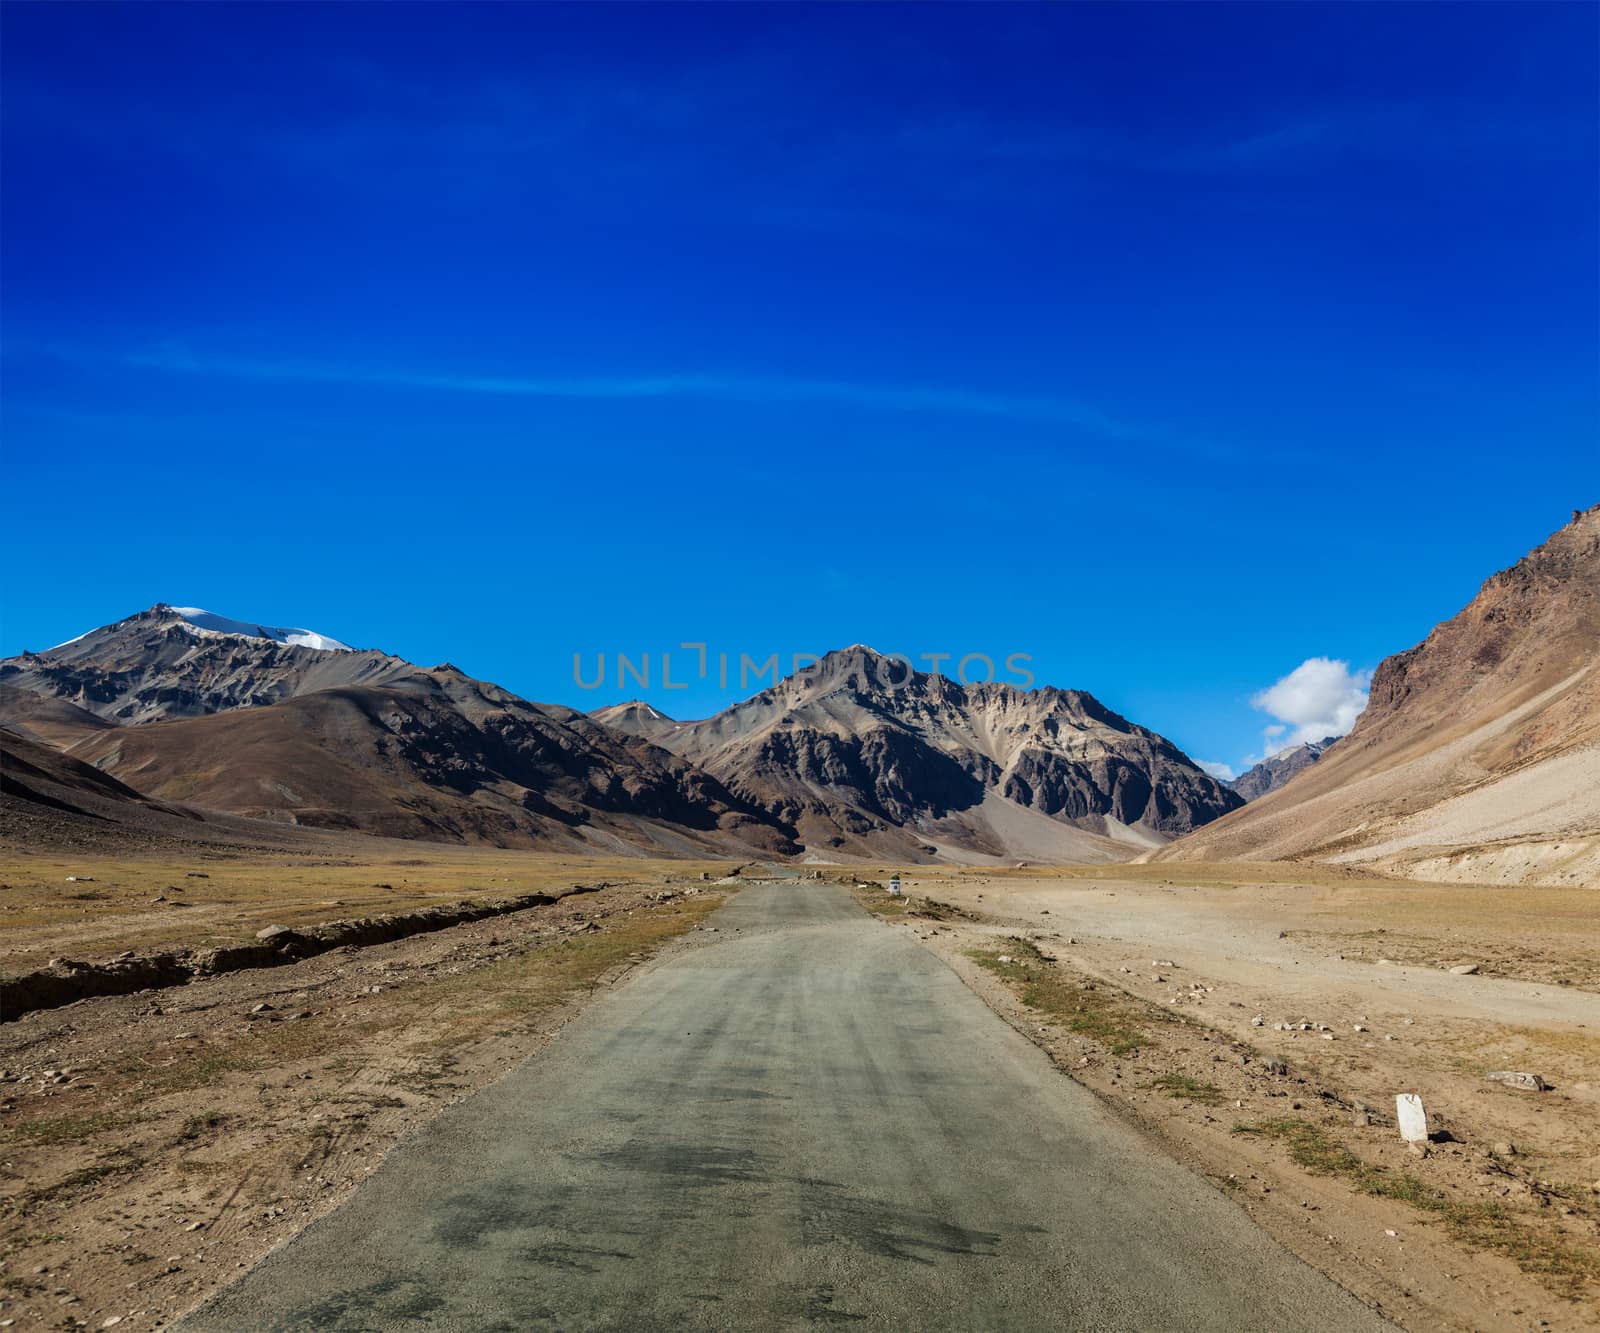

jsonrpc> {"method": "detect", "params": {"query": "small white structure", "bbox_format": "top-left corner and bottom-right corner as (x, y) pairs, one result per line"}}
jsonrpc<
(1396, 1093), (1429, 1143)
(888, 876), (902, 897)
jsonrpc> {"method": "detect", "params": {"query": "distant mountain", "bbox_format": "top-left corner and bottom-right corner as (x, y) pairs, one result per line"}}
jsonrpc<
(601, 646), (1242, 862)
(1229, 736), (1338, 802)
(6, 604), (402, 722)
(49, 604), (351, 654)
(1, 606), (797, 857)
(1157, 505), (1600, 885)
(589, 699), (683, 744)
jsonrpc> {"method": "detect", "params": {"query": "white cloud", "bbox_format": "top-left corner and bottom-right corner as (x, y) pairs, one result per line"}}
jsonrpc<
(1195, 759), (1236, 781)
(1249, 657), (1370, 758)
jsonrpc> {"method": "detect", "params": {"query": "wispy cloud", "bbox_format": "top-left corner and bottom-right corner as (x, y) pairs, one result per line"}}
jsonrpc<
(115, 345), (1162, 442)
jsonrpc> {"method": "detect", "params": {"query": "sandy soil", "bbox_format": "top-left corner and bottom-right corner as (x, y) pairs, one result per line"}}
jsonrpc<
(861, 866), (1599, 1329)
(0, 869), (728, 1329)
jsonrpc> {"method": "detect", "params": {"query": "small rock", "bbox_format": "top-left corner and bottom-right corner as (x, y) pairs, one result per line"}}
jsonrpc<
(1485, 1071), (1546, 1092)
(1251, 1015), (1265, 1027)
(1352, 1024), (1367, 1032)
(1492, 1141), (1517, 1156)
(103, 1319), (124, 1329)
(256, 925), (291, 942)
(186, 871), (209, 878)
(1353, 1111), (1372, 1127)
(250, 1003), (273, 1014)
(1263, 1057), (1288, 1076)
(1449, 963), (1480, 976)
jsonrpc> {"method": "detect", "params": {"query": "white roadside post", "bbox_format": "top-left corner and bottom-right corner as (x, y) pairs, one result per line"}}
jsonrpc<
(1396, 1093), (1429, 1146)
(889, 875), (901, 897)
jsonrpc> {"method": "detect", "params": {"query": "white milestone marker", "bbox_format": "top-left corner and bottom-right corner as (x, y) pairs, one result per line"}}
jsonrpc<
(1396, 1093), (1428, 1143)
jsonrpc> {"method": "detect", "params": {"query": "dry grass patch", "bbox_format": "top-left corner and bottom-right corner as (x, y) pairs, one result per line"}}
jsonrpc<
(968, 936), (1157, 1057)
(1234, 1118), (1599, 1299)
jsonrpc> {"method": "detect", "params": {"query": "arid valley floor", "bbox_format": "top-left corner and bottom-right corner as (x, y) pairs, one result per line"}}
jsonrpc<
(1, 843), (1594, 1330)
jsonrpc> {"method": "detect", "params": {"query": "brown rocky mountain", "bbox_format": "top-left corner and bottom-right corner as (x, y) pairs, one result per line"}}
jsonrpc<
(1229, 736), (1337, 802)
(1156, 505), (1600, 885)
(598, 646), (1242, 862)
(59, 671), (796, 854)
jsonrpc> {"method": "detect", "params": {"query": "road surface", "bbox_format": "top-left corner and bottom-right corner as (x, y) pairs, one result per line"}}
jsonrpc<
(185, 882), (1391, 1331)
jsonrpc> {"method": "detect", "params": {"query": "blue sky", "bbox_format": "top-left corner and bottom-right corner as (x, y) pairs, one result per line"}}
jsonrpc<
(3, 2), (1595, 775)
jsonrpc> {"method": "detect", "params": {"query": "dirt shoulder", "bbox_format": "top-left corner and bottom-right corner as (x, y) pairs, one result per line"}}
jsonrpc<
(846, 872), (1600, 1332)
(0, 874), (729, 1330)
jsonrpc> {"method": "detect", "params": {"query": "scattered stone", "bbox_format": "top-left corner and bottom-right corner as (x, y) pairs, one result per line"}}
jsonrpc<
(1352, 1024), (1367, 1032)
(1485, 1071), (1547, 1092)
(1492, 1141), (1517, 1156)
(186, 872), (209, 878)
(250, 1003), (273, 1014)
(255, 925), (291, 942)
(1396, 1093), (1429, 1144)
(1251, 1015), (1264, 1026)
(997, 955), (1014, 965)
(64, 876), (95, 883)
(1353, 1110), (1372, 1127)
(1449, 963), (1480, 976)
(1263, 1057), (1288, 1076)
(103, 1319), (124, 1329)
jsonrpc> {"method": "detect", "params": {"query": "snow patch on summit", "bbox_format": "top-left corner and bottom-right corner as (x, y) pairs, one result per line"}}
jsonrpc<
(169, 608), (352, 652)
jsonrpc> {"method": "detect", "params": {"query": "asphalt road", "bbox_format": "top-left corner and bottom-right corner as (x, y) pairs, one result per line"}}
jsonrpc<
(185, 883), (1392, 1332)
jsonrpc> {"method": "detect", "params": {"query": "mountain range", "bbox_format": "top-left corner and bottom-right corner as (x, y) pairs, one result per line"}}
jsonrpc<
(0, 608), (1237, 862)
(3, 505), (1594, 881)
